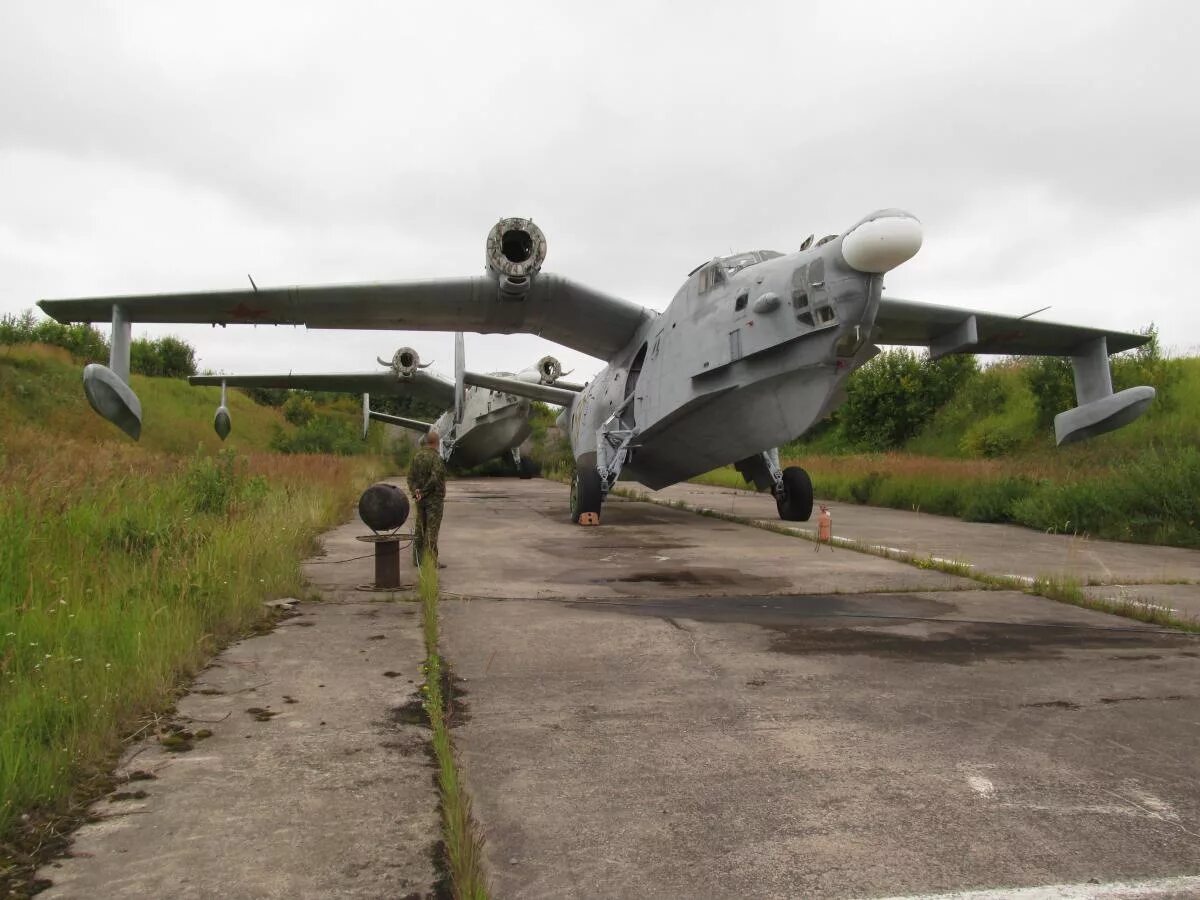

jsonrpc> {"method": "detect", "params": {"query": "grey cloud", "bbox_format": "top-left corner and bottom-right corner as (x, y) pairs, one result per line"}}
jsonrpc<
(1, 0), (1198, 375)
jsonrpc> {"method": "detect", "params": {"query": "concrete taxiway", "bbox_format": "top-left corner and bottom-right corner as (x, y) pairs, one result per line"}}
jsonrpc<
(37, 477), (1200, 899)
(438, 479), (1200, 899)
(645, 482), (1200, 621)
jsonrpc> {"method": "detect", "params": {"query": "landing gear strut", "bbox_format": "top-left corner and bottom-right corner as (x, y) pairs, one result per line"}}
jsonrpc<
(511, 447), (539, 479)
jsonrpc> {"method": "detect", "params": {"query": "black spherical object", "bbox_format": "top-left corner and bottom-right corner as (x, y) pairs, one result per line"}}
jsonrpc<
(358, 483), (410, 532)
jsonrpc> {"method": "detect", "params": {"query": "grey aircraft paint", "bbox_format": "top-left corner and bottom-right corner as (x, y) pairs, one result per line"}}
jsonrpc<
(39, 211), (1155, 524)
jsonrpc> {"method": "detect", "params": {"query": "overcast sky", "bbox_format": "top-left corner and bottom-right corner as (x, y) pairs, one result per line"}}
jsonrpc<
(2, 0), (1198, 383)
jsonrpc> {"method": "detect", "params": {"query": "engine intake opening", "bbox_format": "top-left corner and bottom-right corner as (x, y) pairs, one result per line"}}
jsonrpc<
(399, 351), (415, 369)
(485, 217), (547, 285)
(501, 229), (534, 264)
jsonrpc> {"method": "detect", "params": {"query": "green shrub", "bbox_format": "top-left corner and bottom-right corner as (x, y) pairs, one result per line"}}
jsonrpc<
(270, 415), (362, 455)
(1011, 448), (1200, 545)
(130, 336), (197, 378)
(959, 477), (1035, 523)
(836, 349), (978, 451)
(282, 394), (317, 426)
(184, 448), (267, 515)
(1, 310), (198, 379)
(0, 310), (108, 363)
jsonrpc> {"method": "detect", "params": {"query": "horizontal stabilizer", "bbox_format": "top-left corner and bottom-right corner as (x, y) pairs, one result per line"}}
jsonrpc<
(463, 371), (577, 406)
(368, 409), (432, 434)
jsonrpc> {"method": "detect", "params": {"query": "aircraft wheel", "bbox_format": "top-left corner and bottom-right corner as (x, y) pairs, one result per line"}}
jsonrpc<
(518, 454), (539, 479)
(775, 466), (814, 522)
(570, 466), (603, 523)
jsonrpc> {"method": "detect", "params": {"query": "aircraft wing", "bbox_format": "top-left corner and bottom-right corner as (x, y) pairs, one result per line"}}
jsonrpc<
(189, 370), (455, 408)
(39, 274), (654, 362)
(875, 297), (1149, 357)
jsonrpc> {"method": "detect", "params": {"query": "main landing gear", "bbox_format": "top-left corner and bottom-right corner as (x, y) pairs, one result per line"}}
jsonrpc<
(572, 407), (639, 525)
(570, 466), (603, 524)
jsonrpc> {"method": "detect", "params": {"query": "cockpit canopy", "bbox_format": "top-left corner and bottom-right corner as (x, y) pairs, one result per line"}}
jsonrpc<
(689, 250), (784, 293)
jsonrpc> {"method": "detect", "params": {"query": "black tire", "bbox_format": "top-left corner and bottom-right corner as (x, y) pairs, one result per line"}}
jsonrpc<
(775, 466), (814, 522)
(570, 466), (604, 523)
(518, 454), (539, 479)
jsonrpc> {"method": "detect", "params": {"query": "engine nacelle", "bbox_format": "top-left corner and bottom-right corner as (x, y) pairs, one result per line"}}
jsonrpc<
(485, 217), (547, 298)
(536, 355), (563, 384)
(381, 346), (426, 377)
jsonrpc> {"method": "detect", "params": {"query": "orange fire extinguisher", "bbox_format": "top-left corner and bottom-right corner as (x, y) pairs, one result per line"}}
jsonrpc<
(816, 504), (832, 552)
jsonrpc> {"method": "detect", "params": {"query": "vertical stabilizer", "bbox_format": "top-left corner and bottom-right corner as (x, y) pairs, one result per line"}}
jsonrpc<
(454, 332), (465, 425)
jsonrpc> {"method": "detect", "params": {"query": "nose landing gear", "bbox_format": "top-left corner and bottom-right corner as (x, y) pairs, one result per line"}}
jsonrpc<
(774, 466), (814, 522)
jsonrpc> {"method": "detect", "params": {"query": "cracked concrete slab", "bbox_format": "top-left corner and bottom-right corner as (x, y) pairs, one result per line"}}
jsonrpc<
(36, 515), (440, 900)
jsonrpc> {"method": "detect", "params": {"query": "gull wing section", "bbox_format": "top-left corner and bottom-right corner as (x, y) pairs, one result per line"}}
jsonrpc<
(875, 297), (1149, 357)
(39, 274), (653, 362)
(189, 370), (456, 408)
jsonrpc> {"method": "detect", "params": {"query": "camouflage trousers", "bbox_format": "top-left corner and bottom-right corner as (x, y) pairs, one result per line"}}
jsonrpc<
(412, 494), (444, 566)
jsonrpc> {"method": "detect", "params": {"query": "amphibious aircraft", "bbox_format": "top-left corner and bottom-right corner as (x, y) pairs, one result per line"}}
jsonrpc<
(189, 336), (579, 475)
(39, 211), (1156, 525)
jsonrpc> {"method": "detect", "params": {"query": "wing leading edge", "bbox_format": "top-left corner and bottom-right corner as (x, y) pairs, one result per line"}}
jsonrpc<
(875, 297), (1149, 357)
(39, 273), (653, 363)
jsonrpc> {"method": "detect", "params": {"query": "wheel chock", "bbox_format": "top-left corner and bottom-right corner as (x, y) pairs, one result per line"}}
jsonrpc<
(578, 512), (600, 526)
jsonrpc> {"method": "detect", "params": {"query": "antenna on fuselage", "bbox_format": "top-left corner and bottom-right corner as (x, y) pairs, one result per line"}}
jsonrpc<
(247, 274), (258, 292)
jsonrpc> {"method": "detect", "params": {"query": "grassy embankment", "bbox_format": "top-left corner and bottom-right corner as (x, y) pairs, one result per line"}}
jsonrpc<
(694, 355), (1200, 548)
(0, 345), (382, 869)
(418, 559), (489, 899)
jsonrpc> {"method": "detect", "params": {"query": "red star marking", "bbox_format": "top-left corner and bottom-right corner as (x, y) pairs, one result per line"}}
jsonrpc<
(227, 302), (270, 321)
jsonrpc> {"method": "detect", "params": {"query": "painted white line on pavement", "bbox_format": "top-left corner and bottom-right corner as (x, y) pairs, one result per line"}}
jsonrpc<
(868, 872), (1200, 899)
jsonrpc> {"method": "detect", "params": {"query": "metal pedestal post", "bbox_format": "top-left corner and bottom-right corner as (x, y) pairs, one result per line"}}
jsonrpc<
(355, 533), (412, 591)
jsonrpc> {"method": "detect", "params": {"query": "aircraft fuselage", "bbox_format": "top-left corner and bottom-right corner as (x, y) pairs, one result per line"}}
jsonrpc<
(567, 234), (880, 489)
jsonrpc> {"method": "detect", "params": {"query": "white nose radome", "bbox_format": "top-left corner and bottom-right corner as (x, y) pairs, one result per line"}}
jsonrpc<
(841, 212), (923, 273)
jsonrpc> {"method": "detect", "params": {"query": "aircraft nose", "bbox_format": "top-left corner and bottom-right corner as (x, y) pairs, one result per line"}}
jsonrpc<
(841, 211), (923, 273)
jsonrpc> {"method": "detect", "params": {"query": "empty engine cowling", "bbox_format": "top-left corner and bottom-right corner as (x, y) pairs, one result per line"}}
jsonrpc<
(536, 355), (563, 384)
(387, 346), (423, 377)
(485, 217), (547, 297)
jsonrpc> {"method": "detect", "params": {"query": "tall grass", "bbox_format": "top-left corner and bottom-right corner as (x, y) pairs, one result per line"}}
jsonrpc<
(418, 558), (490, 899)
(693, 446), (1200, 547)
(0, 426), (381, 850)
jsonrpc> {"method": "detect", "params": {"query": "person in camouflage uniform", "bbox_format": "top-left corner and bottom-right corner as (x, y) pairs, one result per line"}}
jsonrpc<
(407, 429), (448, 567)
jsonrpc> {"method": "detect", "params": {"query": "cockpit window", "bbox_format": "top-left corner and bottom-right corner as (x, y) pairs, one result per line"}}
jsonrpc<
(719, 250), (784, 276)
(691, 250), (784, 282)
(697, 261), (726, 293)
